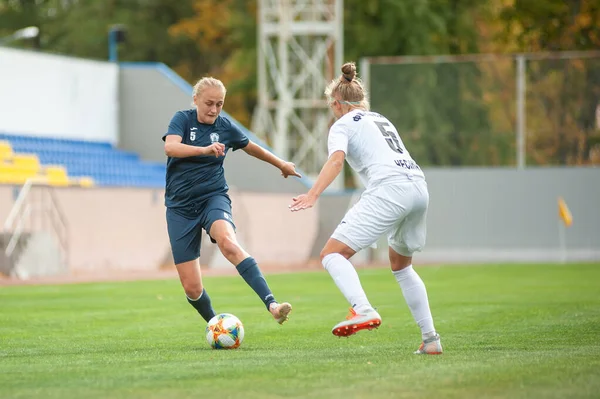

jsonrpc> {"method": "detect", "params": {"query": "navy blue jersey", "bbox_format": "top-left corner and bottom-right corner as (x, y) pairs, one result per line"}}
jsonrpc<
(162, 109), (249, 210)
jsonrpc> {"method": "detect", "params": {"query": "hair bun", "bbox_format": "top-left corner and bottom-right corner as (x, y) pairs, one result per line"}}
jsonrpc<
(341, 62), (356, 82)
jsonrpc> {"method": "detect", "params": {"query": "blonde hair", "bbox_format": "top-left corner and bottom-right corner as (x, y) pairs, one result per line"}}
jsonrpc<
(192, 77), (227, 105)
(324, 62), (370, 110)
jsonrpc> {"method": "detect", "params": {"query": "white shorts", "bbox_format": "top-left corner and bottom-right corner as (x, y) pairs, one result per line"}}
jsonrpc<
(331, 179), (428, 256)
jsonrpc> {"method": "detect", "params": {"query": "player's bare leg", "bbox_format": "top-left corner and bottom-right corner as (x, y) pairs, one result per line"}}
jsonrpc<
(210, 220), (292, 324)
(321, 238), (381, 337)
(176, 258), (216, 322)
(389, 247), (442, 354)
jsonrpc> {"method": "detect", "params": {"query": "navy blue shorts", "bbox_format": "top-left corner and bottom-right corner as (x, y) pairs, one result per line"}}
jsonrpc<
(166, 194), (236, 264)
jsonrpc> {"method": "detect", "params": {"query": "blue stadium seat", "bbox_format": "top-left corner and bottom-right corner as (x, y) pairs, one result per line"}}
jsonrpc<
(0, 133), (165, 188)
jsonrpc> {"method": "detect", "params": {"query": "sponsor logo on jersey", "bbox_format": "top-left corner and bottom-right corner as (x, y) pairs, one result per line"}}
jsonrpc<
(394, 159), (421, 170)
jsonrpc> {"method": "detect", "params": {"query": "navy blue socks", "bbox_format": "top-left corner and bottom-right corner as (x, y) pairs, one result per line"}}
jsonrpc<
(236, 257), (276, 309)
(187, 288), (216, 322)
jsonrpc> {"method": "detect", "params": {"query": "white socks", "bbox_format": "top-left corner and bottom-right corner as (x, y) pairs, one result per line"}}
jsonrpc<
(322, 253), (373, 313)
(393, 265), (436, 340)
(321, 254), (435, 339)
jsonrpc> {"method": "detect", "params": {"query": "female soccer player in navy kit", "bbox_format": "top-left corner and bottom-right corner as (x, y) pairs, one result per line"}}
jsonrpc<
(290, 62), (442, 354)
(164, 77), (300, 325)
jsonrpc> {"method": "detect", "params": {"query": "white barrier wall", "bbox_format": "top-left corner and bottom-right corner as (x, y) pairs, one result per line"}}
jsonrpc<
(0, 48), (118, 143)
(0, 186), (319, 273)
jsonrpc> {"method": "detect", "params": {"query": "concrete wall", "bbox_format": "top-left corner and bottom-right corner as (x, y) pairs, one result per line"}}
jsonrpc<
(381, 167), (600, 264)
(308, 167), (600, 264)
(1, 167), (598, 277)
(0, 185), (318, 273)
(118, 65), (189, 162)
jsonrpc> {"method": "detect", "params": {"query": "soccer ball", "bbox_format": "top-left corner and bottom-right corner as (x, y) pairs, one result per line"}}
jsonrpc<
(206, 313), (245, 349)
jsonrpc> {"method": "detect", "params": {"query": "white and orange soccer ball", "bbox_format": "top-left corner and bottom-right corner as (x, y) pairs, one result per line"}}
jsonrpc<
(206, 313), (245, 349)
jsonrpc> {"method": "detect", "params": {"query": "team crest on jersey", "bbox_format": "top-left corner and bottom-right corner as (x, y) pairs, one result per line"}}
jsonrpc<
(210, 133), (220, 143)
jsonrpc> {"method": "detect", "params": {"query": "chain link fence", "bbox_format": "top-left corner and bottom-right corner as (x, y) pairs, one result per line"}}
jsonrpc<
(361, 52), (600, 167)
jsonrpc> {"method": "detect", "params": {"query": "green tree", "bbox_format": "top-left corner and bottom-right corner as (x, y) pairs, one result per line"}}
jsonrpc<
(168, 0), (258, 127)
(356, 0), (501, 166)
(0, 0), (196, 65)
(499, 0), (600, 165)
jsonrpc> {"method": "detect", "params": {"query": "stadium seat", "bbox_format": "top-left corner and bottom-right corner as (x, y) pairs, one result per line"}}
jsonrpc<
(0, 163), (37, 185)
(77, 177), (95, 188)
(0, 133), (165, 188)
(11, 154), (40, 173)
(44, 166), (70, 187)
(0, 140), (12, 160)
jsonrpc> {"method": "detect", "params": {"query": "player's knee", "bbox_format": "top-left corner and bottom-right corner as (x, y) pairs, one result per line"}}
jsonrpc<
(217, 236), (242, 259)
(320, 248), (334, 262)
(320, 249), (351, 262)
(389, 247), (412, 271)
(182, 280), (203, 299)
(390, 259), (412, 271)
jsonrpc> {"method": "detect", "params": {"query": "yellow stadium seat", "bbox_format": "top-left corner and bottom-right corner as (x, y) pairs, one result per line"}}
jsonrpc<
(0, 173), (14, 184)
(0, 141), (12, 160)
(0, 174), (28, 185)
(0, 164), (11, 174)
(0, 146), (96, 188)
(45, 166), (70, 187)
(11, 154), (40, 172)
(48, 177), (70, 187)
(46, 165), (67, 177)
(0, 163), (36, 185)
(77, 176), (95, 188)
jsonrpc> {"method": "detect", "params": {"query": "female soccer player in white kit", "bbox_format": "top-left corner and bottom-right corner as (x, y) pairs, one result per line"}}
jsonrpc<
(290, 62), (442, 355)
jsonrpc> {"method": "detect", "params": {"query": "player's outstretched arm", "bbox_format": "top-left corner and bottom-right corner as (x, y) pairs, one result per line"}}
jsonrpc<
(164, 134), (225, 158)
(242, 140), (302, 178)
(289, 150), (345, 212)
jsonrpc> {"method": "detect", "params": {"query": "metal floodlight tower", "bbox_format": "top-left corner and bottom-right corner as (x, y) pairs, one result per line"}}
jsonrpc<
(253, 0), (343, 179)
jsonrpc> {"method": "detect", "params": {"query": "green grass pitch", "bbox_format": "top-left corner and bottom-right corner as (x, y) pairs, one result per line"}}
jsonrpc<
(1, 263), (599, 399)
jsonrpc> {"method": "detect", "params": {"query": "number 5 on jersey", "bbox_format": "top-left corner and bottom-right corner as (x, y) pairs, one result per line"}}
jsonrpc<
(374, 121), (404, 154)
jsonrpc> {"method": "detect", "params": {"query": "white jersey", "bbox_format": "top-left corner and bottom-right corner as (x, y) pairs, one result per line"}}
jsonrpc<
(328, 109), (424, 189)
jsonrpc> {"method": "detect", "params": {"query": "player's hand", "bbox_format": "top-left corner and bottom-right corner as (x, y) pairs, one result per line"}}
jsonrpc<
(289, 193), (317, 212)
(280, 161), (302, 178)
(205, 142), (225, 157)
